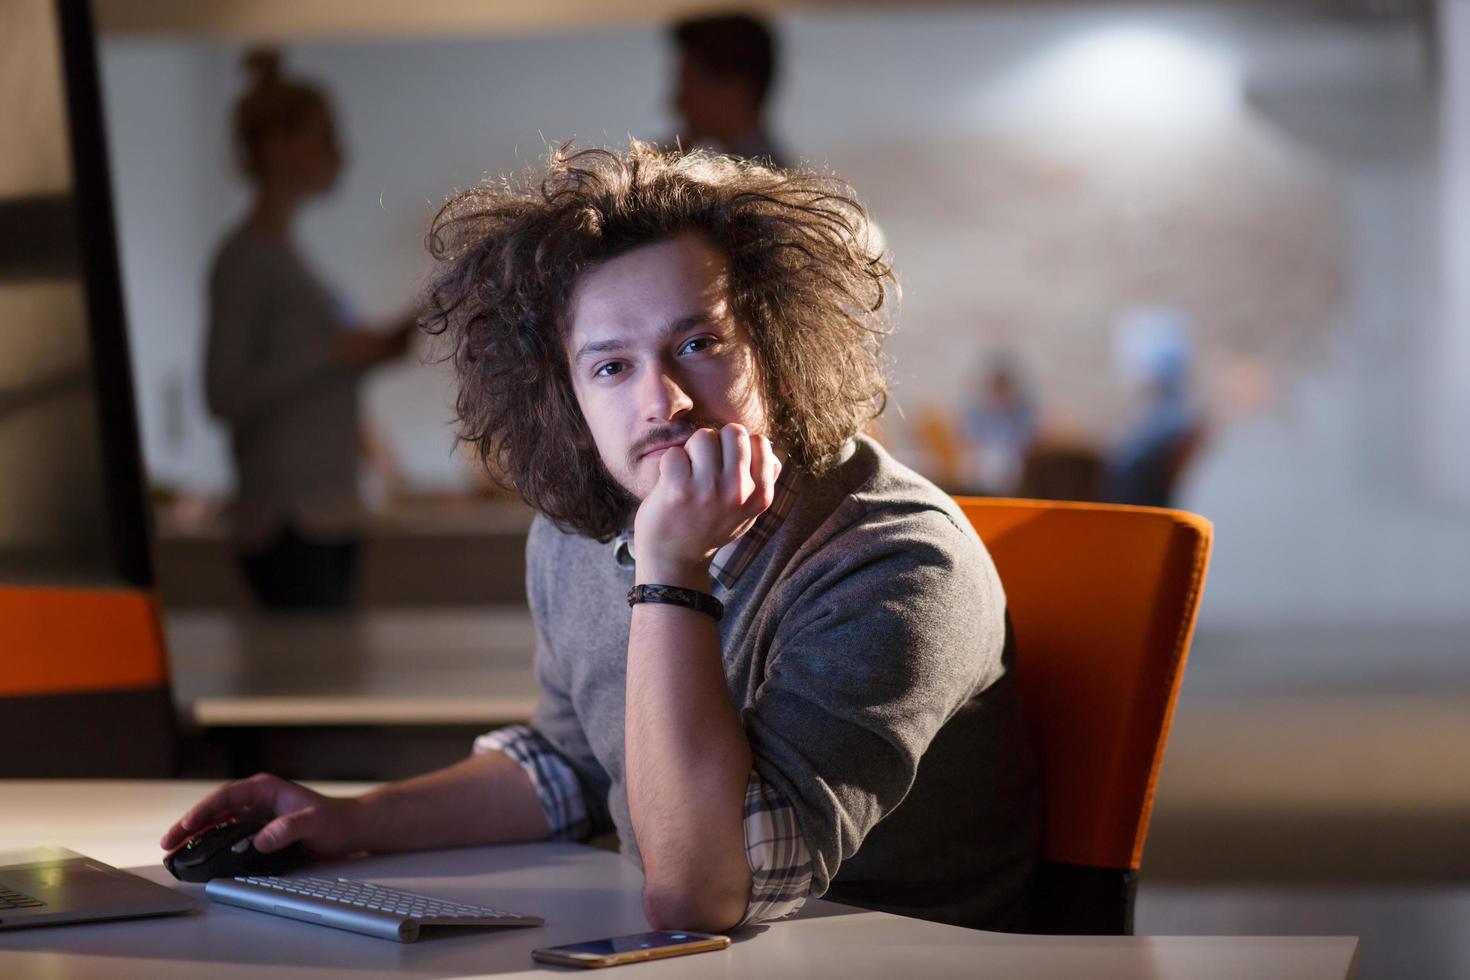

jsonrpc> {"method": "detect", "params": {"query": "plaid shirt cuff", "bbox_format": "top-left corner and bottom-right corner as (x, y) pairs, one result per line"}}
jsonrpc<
(738, 770), (813, 926)
(473, 724), (591, 842)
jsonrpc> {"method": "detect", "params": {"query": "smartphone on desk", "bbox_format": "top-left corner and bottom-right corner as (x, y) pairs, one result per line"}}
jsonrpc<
(531, 930), (730, 968)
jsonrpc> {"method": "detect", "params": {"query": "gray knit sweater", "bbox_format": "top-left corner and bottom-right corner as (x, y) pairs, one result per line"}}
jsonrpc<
(527, 435), (1041, 930)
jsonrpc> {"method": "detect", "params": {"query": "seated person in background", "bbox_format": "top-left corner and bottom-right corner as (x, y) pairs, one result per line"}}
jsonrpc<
(1103, 306), (1204, 508)
(163, 143), (1041, 934)
(963, 355), (1038, 496)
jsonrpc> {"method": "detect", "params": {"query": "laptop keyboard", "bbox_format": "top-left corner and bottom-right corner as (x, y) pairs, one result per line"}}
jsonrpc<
(0, 886), (45, 909)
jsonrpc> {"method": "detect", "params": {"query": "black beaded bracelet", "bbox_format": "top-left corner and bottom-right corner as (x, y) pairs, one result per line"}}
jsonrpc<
(626, 583), (724, 621)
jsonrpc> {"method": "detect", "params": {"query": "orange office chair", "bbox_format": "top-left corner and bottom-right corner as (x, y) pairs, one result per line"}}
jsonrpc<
(954, 497), (1212, 935)
(1, 586), (177, 777)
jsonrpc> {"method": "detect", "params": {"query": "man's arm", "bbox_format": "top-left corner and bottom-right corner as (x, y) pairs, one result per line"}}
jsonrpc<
(348, 747), (551, 852)
(625, 424), (778, 933)
(159, 747), (549, 858)
(626, 589), (753, 931)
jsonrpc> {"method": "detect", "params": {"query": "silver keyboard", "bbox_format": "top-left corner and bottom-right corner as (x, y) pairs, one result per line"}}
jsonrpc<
(205, 874), (544, 943)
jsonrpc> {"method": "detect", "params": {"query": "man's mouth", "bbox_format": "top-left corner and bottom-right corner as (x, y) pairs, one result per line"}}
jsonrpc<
(639, 440), (686, 460)
(631, 424), (705, 464)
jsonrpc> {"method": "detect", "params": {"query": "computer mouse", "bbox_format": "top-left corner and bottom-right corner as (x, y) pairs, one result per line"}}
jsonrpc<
(163, 818), (308, 883)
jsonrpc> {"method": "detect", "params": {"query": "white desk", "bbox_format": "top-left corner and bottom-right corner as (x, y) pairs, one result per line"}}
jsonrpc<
(0, 782), (1359, 980)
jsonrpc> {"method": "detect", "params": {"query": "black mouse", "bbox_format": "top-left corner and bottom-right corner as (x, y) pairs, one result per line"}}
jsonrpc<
(164, 818), (308, 882)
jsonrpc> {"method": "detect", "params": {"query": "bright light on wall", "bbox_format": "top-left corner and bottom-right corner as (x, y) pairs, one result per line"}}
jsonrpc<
(980, 24), (1241, 139)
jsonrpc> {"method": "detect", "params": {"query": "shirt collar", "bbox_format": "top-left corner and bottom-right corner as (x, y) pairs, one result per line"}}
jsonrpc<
(610, 459), (801, 593)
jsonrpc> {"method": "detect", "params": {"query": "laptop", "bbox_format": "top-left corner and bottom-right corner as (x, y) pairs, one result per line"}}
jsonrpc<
(0, 848), (195, 931)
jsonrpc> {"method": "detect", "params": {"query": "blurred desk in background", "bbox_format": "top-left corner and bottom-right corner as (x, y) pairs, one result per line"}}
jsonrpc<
(164, 608), (538, 780)
(154, 498), (536, 608)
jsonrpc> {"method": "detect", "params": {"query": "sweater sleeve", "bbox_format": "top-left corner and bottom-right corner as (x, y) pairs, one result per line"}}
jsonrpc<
(741, 503), (1007, 897)
(203, 242), (343, 427)
(524, 518), (615, 836)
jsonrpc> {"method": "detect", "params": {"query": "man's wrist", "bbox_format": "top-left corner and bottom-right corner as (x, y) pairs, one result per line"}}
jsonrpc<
(634, 557), (711, 591)
(347, 789), (397, 852)
(628, 583), (724, 621)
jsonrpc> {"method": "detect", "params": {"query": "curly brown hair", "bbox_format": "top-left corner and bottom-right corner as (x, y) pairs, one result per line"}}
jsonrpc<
(420, 141), (896, 542)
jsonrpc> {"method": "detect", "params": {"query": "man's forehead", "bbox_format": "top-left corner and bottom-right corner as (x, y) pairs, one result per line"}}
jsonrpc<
(565, 234), (732, 345)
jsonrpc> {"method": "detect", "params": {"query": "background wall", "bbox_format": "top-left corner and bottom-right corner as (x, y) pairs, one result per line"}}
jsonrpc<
(98, 3), (1470, 634)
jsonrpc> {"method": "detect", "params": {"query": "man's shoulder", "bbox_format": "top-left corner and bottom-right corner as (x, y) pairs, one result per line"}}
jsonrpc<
(758, 436), (995, 618)
(526, 512), (627, 587)
(803, 435), (978, 551)
(527, 512), (601, 558)
(763, 437), (1007, 680)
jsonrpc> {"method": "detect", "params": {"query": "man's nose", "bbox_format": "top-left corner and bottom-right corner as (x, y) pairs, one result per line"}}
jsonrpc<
(641, 366), (693, 422)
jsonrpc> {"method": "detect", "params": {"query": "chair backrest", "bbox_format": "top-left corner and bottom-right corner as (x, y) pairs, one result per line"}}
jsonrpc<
(954, 497), (1211, 932)
(0, 585), (176, 776)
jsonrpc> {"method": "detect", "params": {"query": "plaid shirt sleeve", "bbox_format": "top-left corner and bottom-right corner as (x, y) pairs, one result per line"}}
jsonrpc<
(739, 770), (813, 925)
(477, 728), (810, 919)
(473, 724), (591, 842)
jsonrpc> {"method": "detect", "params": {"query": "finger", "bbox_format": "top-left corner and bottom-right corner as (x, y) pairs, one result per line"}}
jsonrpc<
(253, 808), (314, 854)
(721, 424), (754, 509)
(682, 428), (721, 492)
(160, 821), (195, 851)
(162, 774), (282, 849)
(657, 443), (692, 489)
(748, 434), (778, 514)
(162, 786), (248, 849)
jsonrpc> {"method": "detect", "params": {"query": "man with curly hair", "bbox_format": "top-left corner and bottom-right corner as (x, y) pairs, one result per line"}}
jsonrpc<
(162, 144), (1041, 935)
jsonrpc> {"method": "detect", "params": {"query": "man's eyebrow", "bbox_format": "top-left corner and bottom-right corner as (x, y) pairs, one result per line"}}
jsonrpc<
(572, 338), (626, 364)
(663, 311), (719, 337)
(572, 311), (720, 365)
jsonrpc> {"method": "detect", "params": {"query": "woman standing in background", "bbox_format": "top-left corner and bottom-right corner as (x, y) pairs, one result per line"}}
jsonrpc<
(206, 49), (413, 610)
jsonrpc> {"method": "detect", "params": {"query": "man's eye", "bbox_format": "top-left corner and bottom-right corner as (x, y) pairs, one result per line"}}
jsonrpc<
(680, 336), (716, 355)
(594, 361), (626, 378)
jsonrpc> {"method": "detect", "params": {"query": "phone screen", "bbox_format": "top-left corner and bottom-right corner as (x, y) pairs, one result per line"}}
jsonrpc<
(548, 931), (711, 956)
(532, 930), (731, 967)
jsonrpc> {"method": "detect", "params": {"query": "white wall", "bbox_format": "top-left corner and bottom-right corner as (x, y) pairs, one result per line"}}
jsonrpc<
(1434, 0), (1470, 507)
(99, 4), (1470, 627)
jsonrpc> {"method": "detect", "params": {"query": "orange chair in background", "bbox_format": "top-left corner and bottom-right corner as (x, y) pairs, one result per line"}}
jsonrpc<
(0, 586), (176, 777)
(954, 497), (1212, 935)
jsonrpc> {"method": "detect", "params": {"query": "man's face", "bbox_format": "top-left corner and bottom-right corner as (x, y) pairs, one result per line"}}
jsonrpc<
(565, 233), (770, 502)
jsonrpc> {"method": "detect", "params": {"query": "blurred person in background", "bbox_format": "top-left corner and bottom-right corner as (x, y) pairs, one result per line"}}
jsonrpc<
(963, 354), (1038, 496)
(670, 13), (789, 167)
(1103, 306), (1204, 508)
(205, 49), (414, 611)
